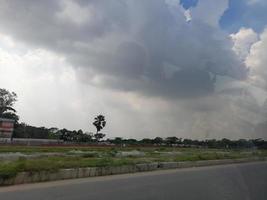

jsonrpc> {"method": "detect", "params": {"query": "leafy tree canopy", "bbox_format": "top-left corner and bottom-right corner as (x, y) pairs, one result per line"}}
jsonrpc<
(0, 88), (18, 121)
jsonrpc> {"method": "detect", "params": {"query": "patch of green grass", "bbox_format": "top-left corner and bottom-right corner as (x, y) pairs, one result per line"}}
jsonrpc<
(0, 145), (205, 154)
(0, 156), (138, 179)
(0, 146), (114, 154)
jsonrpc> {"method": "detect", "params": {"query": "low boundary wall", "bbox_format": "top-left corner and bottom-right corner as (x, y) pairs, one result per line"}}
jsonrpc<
(1, 157), (266, 186)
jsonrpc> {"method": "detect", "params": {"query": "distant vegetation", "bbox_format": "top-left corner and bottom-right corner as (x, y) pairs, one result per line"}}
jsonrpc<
(1, 88), (267, 149)
(11, 123), (267, 149)
(0, 88), (19, 122)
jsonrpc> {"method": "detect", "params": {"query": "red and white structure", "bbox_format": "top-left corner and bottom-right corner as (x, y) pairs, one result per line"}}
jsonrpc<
(0, 118), (15, 141)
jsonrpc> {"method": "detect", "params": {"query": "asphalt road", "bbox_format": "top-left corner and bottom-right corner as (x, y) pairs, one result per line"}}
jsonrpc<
(0, 162), (266, 200)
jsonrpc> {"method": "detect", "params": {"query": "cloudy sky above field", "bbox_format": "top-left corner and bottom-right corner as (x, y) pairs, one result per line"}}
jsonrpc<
(0, 0), (267, 139)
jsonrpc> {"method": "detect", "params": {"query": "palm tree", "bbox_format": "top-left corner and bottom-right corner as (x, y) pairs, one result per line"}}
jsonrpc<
(92, 115), (106, 141)
(93, 115), (106, 134)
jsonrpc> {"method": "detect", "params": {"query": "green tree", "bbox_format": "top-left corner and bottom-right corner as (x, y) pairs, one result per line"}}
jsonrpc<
(94, 133), (106, 142)
(153, 137), (164, 145)
(165, 136), (179, 145)
(113, 137), (123, 144)
(140, 138), (153, 144)
(0, 88), (18, 121)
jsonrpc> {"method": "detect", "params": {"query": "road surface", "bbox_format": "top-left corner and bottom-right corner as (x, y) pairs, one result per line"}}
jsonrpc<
(0, 162), (266, 200)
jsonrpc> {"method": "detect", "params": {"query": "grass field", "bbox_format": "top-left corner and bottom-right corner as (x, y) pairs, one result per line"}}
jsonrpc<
(0, 145), (266, 179)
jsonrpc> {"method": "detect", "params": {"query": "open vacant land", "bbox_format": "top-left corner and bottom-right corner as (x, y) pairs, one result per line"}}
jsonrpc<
(0, 145), (266, 180)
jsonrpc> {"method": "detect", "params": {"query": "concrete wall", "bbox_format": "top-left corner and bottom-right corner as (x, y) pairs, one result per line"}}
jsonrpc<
(0, 157), (266, 186)
(0, 138), (63, 145)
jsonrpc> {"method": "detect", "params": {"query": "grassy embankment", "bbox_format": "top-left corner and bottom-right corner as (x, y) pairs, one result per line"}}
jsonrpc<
(0, 146), (266, 179)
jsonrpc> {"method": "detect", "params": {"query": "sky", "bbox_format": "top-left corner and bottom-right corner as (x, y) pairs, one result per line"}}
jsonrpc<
(0, 0), (267, 139)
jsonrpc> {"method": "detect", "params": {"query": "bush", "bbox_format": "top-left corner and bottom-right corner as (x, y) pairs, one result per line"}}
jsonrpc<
(81, 152), (99, 158)
(0, 163), (19, 179)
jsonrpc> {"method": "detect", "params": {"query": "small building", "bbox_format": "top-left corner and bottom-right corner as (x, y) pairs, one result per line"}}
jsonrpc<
(0, 118), (15, 142)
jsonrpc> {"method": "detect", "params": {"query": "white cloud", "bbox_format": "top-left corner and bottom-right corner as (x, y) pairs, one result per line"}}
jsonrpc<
(0, 33), (15, 48)
(246, 28), (267, 90)
(231, 28), (259, 60)
(0, 36), (79, 128)
(184, 9), (192, 22)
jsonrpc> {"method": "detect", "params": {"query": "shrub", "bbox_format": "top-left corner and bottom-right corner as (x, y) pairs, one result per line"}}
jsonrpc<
(0, 163), (19, 179)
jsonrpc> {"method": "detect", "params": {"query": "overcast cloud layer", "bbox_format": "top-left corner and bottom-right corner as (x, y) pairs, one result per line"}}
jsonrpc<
(0, 0), (267, 139)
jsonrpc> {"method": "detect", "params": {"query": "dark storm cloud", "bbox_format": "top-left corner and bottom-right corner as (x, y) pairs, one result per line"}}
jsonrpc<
(0, 0), (247, 99)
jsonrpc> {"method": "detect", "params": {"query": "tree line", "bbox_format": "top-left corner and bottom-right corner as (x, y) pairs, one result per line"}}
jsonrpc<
(11, 124), (267, 149)
(1, 88), (267, 149)
(13, 121), (106, 143)
(107, 137), (267, 149)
